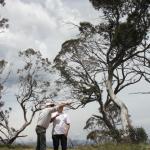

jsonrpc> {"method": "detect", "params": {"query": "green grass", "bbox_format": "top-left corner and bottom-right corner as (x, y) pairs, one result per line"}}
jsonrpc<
(75, 144), (150, 150)
(0, 144), (150, 150)
(0, 144), (33, 150)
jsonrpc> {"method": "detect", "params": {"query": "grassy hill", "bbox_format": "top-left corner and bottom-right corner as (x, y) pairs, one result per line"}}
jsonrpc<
(0, 143), (150, 150)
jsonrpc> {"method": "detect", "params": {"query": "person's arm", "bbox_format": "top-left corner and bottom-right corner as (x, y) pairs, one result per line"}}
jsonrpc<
(64, 123), (70, 137)
(38, 104), (47, 110)
(45, 101), (73, 115)
(64, 114), (71, 137)
(58, 101), (72, 108)
(38, 101), (55, 110)
(50, 113), (59, 123)
(50, 117), (56, 123)
(51, 101), (72, 113)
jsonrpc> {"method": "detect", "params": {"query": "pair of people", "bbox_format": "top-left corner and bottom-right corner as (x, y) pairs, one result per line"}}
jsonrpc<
(36, 101), (71, 150)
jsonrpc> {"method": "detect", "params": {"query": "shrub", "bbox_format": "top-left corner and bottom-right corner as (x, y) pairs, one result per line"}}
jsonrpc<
(129, 127), (148, 143)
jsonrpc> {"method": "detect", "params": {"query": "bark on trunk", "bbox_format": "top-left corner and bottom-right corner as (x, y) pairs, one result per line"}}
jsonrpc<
(102, 112), (122, 142)
(7, 122), (29, 145)
(106, 80), (131, 134)
(97, 97), (122, 142)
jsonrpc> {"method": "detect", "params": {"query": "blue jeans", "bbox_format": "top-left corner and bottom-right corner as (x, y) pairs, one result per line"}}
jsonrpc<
(36, 126), (46, 150)
(52, 134), (67, 150)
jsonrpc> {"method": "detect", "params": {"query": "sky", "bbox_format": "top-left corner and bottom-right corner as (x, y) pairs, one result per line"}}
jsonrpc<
(0, 0), (150, 144)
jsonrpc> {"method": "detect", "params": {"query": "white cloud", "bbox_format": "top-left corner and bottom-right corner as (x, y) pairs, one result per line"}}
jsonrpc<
(0, 0), (83, 62)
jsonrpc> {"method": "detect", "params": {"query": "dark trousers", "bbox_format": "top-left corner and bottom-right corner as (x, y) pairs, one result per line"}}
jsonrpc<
(36, 126), (46, 150)
(52, 134), (67, 150)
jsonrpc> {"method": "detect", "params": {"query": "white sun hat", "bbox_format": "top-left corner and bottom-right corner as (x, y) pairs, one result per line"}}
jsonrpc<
(45, 101), (56, 107)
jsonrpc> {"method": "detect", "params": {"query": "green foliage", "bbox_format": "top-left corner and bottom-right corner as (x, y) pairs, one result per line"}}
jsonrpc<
(17, 49), (54, 104)
(129, 127), (148, 144)
(84, 104), (122, 143)
(0, 59), (7, 100)
(0, 0), (8, 110)
(89, 0), (122, 10)
(112, 23), (143, 49)
(0, 59), (11, 144)
(0, 0), (8, 29)
(87, 130), (114, 144)
(0, 0), (5, 6)
(89, 0), (150, 56)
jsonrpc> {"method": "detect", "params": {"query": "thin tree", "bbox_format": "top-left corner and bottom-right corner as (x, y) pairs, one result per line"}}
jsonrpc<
(0, 0), (11, 144)
(0, 49), (58, 144)
(0, 60), (12, 144)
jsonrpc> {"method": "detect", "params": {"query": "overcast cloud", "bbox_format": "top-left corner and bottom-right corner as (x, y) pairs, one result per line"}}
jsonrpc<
(0, 0), (98, 62)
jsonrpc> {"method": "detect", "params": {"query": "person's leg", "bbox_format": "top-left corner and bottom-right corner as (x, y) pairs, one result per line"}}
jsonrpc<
(60, 134), (67, 150)
(52, 135), (60, 150)
(36, 126), (46, 150)
(39, 132), (46, 150)
(36, 132), (40, 150)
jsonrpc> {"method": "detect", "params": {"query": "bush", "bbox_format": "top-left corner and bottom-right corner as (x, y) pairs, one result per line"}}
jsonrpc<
(129, 127), (148, 143)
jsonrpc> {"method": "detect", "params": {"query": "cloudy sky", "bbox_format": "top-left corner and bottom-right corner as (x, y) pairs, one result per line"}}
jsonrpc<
(0, 0), (150, 144)
(0, 0), (99, 61)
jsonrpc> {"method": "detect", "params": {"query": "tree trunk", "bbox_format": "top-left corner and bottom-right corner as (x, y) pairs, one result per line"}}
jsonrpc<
(106, 80), (131, 134)
(97, 97), (122, 142)
(102, 112), (122, 142)
(6, 121), (31, 145)
(7, 125), (26, 144)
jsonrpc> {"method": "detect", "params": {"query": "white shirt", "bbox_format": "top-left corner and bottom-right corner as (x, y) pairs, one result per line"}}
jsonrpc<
(37, 106), (58, 129)
(52, 112), (71, 135)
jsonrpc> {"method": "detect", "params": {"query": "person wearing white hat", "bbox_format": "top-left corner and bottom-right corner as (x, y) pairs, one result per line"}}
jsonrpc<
(51, 105), (71, 150)
(35, 101), (71, 150)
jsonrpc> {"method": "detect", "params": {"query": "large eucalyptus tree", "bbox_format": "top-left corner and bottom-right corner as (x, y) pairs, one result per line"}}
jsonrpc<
(54, 0), (150, 142)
